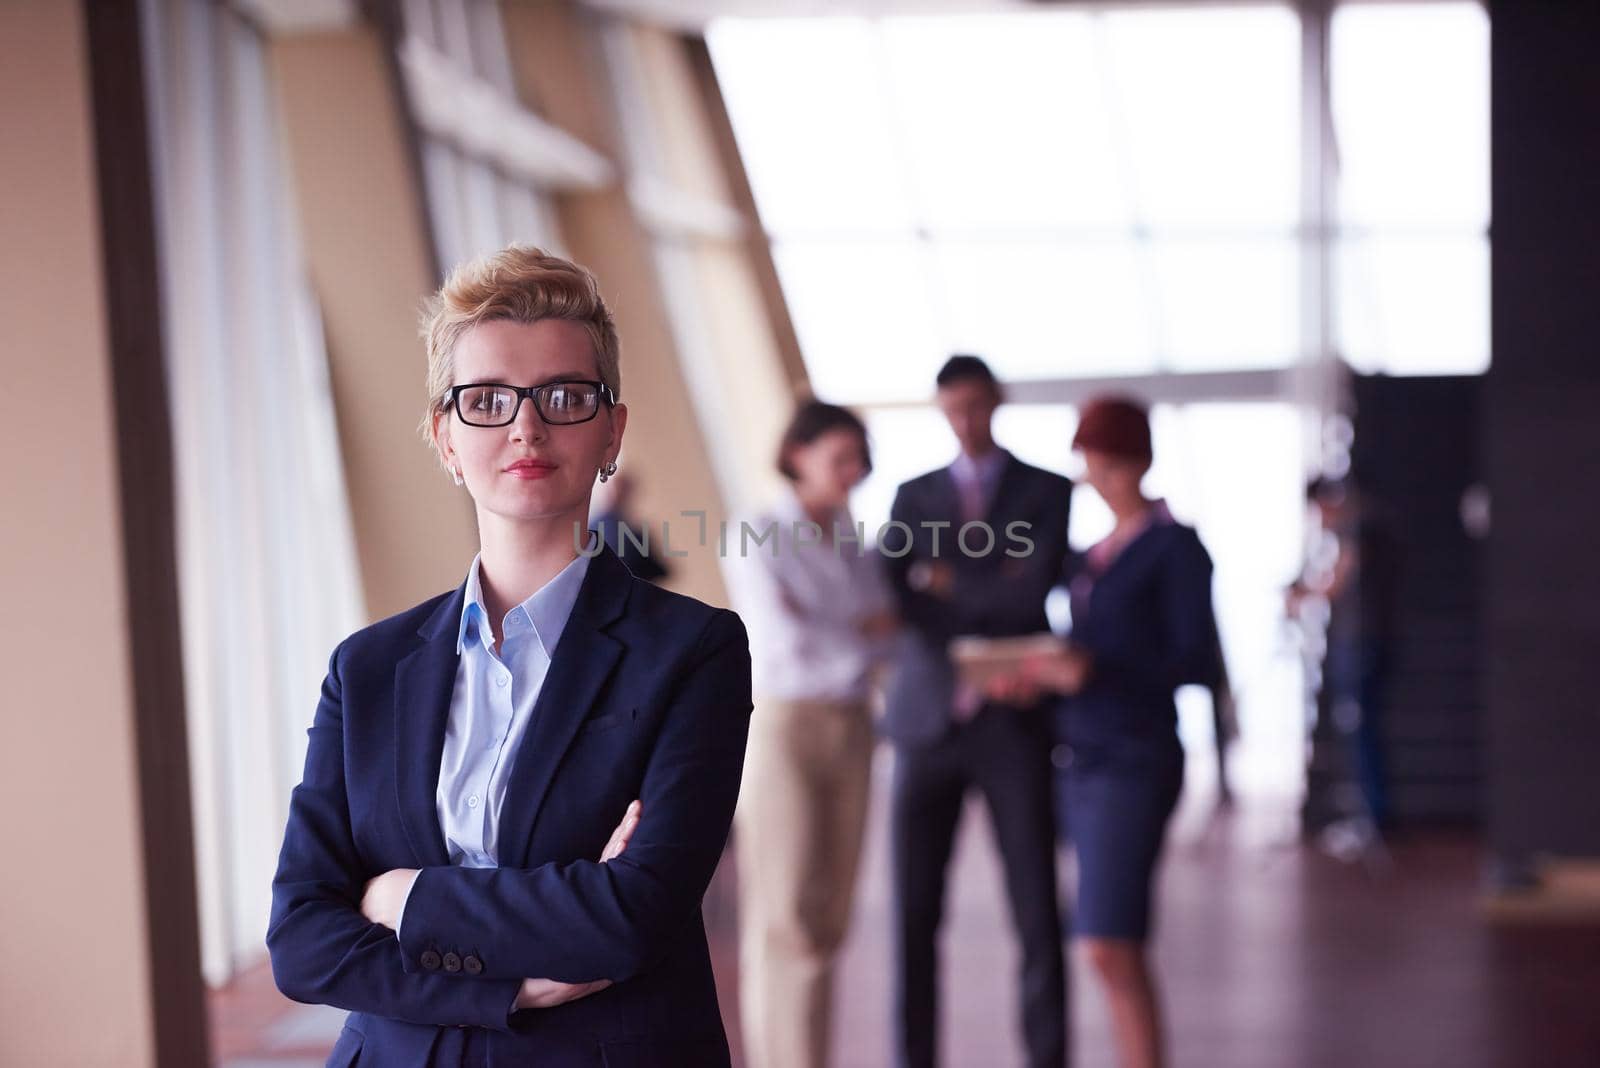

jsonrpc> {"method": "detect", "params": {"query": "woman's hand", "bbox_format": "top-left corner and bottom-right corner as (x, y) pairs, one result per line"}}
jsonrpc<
(512, 799), (642, 1011)
(360, 868), (417, 930)
(1027, 647), (1094, 695)
(983, 671), (1042, 705)
(599, 799), (641, 863)
(515, 976), (612, 1009)
(985, 647), (1095, 702)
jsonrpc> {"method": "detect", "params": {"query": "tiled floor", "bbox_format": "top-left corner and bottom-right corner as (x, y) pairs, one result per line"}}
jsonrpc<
(211, 753), (1600, 1067)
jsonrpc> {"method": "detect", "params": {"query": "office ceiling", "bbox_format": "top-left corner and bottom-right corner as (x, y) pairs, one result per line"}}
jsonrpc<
(582, 0), (1087, 32)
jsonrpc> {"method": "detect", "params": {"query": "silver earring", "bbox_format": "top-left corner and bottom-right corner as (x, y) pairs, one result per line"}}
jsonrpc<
(452, 467), (464, 486)
(599, 460), (618, 484)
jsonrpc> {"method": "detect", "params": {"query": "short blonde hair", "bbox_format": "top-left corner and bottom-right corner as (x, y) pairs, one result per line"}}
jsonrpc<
(419, 245), (621, 461)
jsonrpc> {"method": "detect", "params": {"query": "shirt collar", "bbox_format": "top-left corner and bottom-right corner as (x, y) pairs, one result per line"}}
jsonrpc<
(951, 447), (1009, 486)
(456, 533), (596, 657)
(458, 563), (492, 655)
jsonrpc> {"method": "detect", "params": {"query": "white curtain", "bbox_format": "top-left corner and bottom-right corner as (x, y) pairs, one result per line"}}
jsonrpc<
(140, 0), (366, 986)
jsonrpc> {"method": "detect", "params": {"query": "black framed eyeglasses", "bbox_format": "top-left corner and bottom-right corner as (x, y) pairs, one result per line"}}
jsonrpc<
(448, 380), (616, 427)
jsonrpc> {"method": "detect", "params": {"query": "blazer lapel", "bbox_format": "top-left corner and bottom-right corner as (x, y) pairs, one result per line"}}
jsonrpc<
(393, 589), (463, 868)
(498, 548), (632, 868)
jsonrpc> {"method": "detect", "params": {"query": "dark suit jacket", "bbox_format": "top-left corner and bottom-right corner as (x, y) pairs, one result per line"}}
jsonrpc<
(879, 452), (1072, 745)
(267, 546), (753, 1067)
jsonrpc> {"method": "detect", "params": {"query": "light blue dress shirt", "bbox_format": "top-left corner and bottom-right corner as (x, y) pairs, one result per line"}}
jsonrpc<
(396, 544), (592, 931)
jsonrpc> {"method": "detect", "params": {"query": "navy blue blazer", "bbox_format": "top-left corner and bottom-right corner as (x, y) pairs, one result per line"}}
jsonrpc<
(1059, 520), (1216, 767)
(879, 453), (1073, 745)
(267, 546), (752, 1068)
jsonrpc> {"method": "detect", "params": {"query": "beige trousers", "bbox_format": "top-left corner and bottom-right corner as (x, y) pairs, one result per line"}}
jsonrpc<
(735, 696), (875, 1068)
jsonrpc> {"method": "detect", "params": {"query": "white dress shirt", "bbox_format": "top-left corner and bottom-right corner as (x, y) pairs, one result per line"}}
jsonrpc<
(727, 490), (894, 702)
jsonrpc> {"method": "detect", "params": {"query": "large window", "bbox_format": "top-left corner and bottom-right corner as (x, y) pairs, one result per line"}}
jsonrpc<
(142, 0), (365, 985)
(710, 7), (1303, 400)
(710, 1), (1489, 393)
(1332, 3), (1490, 374)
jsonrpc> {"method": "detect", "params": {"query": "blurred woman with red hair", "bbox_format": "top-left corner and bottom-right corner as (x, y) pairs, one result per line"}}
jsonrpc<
(995, 396), (1218, 1068)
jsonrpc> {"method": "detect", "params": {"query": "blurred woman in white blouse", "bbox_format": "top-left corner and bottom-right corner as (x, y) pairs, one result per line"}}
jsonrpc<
(728, 401), (897, 1068)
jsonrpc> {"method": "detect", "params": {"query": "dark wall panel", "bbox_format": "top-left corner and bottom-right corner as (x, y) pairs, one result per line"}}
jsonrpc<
(1302, 375), (1484, 831)
(1485, 1), (1600, 864)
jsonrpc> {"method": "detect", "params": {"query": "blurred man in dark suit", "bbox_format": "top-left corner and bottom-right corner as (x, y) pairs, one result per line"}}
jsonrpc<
(880, 355), (1072, 1068)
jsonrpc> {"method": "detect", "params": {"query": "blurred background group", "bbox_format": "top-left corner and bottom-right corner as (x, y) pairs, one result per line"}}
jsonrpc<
(2, 0), (1598, 1066)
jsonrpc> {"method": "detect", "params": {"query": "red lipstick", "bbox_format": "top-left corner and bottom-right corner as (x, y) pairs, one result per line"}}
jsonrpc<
(504, 458), (558, 480)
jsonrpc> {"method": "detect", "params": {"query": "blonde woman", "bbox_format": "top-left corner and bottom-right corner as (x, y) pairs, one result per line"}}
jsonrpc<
(269, 246), (753, 1067)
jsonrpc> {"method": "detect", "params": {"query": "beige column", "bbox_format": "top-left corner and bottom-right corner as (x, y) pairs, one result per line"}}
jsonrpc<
(0, 3), (194, 1065)
(684, 35), (811, 400)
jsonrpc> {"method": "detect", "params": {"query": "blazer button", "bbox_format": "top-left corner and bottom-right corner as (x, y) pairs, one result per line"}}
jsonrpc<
(463, 954), (483, 976)
(420, 950), (442, 971)
(443, 951), (462, 973)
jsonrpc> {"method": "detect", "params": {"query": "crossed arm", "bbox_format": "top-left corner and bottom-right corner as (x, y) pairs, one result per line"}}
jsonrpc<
(358, 801), (643, 1010)
(266, 610), (753, 1030)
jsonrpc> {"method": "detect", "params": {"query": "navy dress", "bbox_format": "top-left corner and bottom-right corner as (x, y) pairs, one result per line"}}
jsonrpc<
(1057, 513), (1216, 941)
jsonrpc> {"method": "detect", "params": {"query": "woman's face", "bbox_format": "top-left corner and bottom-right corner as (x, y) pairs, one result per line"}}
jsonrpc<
(434, 318), (627, 527)
(1080, 448), (1148, 509)
(788, 428), (868, 510)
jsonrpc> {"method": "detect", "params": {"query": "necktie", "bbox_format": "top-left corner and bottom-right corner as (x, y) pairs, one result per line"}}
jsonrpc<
(958, 469), (987, 525)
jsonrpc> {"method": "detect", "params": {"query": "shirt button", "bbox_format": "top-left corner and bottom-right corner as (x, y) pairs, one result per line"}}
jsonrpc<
(467, 794), (480, 809)
(496, 674), (508, 687)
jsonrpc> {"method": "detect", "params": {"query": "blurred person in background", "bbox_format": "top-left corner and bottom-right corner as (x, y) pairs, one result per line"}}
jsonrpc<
(995, 395), (1216, 1068)
(727, 400), (897, 1068)
(880, 355), (1072, 1068)
(268, 246), (753, 1067)
(591, 467), (671, 584)
(1289, 476), (1401, 842)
